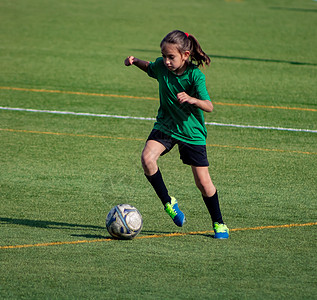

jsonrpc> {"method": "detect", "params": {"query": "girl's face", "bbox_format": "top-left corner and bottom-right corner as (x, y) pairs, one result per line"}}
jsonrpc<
(161, 42), (190, 75)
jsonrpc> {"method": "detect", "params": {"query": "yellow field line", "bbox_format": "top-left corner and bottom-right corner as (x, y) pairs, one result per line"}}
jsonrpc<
(214, 101), (317, 112)
(1, 222), (316, 250)
(134, 222), (317, 240)
(0, 128), (144, 141)
(1, 86), (316, 112)
(1, 128), (316, 155)
(0, 238), (112, 249)
(0, 86), (158, 101)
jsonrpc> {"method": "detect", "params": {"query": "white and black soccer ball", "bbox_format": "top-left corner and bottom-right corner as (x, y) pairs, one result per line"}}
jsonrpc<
(106, 204), (143, 240)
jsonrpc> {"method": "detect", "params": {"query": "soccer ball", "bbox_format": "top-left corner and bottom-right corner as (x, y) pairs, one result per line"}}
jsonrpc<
(106, 204), (143, 240)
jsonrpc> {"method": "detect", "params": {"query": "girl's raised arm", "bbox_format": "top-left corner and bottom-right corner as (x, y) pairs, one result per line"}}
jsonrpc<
(124, 56), (149, 72)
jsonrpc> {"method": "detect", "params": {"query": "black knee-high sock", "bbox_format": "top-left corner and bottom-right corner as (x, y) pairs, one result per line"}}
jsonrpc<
(145, 169), (171, 206)
(202, 191), (224, 225)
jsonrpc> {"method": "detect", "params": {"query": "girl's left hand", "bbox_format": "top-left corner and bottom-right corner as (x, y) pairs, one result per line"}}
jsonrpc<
(177, 92), (197, 105)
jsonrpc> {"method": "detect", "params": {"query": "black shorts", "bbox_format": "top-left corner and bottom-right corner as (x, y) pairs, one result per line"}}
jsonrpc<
(146, 129), (209, 167)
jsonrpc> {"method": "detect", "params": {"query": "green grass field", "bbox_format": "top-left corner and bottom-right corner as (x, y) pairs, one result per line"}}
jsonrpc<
(1, 0), (316, 299)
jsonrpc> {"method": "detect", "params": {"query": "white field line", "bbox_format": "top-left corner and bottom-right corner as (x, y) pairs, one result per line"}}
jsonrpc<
(1, 106), (316, 133)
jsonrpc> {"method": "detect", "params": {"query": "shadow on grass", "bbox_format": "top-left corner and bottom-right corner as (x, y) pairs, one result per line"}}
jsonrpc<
(130, 49), (317, 66)
(71, 233), (111, 239)
(142, 230), (216, 239)
(1, 217), (218, 240)
(0, 217), (104, 231)
(1, 217), (177, 240)
(141, 230), (179, 235)
(201, 233), (216, 239)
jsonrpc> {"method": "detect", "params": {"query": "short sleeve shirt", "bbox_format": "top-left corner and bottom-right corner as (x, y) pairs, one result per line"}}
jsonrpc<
(147, 57), (211, 145)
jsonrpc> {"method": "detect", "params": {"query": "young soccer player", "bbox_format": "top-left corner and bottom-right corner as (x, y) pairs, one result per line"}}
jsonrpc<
(124, 30), (229, 239)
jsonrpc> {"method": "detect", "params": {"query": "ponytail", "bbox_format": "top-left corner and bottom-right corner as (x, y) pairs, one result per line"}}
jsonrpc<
(187, 34), (211, 67)
(160, 30), (211, 67)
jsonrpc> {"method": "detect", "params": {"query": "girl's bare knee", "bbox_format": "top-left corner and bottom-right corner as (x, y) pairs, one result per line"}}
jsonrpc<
(141, 140), (166, 175)
(198, 180), (216, 197)
(192, 167), (216, 197)
(195, 179), (209, 195)
(141, 150), (157, 175)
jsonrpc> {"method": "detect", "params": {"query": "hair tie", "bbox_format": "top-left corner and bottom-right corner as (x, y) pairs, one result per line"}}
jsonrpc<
(185, 32), (189, 38)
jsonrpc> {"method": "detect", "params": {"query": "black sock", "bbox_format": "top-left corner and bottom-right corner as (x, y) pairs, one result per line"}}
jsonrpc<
(202, 191), (224, 225)
(145, 169), (171, 206)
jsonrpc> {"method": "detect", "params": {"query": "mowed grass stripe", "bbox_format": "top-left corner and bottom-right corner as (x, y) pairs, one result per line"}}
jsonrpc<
(1, 128), (316, 155)
(1, 222), (316, 250)
(1, 86), (316, 112)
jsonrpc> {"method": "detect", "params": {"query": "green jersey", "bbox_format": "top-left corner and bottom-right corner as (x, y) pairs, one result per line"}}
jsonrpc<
(147, 57), (211, 145)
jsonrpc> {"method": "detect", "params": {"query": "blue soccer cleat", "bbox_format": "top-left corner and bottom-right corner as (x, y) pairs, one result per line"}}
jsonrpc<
(213, 222), (229, 239)
(164, 197), (186, 227)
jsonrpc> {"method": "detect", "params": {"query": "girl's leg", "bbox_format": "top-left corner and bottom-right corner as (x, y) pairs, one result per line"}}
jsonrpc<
(142, 139), (185, 227)
(141, 140), (171, 205)
(191, 166), (224, 224)
(141, 140), (166, 176)
(191, 166), (216, 197)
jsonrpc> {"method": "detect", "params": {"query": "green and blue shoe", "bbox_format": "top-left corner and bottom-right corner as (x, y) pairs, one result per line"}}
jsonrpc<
(165, 197), (186, 227)
(213, 222), (229, 239)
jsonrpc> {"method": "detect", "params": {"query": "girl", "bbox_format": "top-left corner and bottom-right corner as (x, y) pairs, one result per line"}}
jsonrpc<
(124, 30), (229, 239)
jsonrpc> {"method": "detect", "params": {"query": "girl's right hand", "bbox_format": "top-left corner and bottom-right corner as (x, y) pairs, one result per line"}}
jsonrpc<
(124, 56), (135, 66)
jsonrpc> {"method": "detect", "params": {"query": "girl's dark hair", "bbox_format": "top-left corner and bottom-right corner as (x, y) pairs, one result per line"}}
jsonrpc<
(160, 30), (211, 67)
